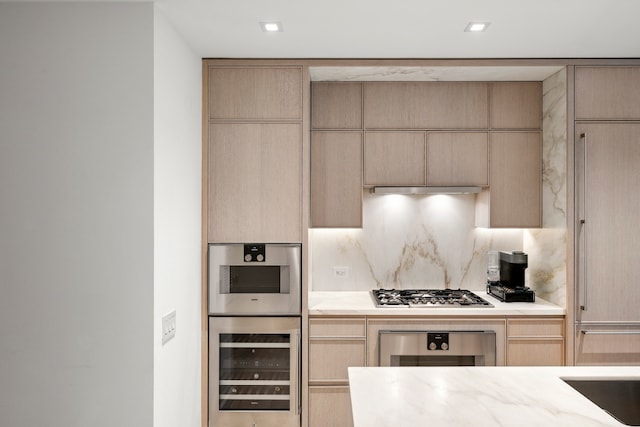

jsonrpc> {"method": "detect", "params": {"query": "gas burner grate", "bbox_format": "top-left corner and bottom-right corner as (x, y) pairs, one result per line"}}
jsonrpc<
(372, 289), (493, 308)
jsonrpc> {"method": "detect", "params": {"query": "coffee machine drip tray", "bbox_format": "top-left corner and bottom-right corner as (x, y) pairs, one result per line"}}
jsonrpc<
(487, 283), (536, 302)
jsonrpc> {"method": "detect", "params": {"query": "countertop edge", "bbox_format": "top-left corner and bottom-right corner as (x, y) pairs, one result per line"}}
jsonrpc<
(308, 291), (565, 316)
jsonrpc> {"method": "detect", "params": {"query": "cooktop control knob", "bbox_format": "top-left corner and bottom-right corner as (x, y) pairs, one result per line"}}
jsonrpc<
(441, 342), (449, 350)
(429, 342), (437, 350)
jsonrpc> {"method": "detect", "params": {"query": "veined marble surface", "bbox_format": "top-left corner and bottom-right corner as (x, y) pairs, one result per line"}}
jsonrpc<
(310, 69), (569, 308)
(349, 366), (640, 427)
(308, 291), (565, 316)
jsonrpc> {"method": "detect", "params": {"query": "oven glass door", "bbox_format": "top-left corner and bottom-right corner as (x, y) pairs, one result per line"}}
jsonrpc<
(219, 332), (292, 410)
(223, 265), (287, 294)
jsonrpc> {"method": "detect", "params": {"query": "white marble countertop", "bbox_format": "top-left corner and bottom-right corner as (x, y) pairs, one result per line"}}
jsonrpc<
(308, 291), (565, 316)
(348, 366), (640, 427)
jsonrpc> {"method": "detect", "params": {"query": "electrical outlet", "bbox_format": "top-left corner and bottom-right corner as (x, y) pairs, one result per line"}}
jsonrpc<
(333, 266), (350, 279)
(162, 310), (176, 345)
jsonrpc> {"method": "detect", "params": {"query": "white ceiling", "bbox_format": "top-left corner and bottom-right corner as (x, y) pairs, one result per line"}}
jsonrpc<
(154, 0), (640, 59)
(8, 0), (640, 60)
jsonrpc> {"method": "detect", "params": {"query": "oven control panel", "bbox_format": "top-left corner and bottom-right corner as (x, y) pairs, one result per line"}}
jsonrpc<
(427, 332), (449, 350)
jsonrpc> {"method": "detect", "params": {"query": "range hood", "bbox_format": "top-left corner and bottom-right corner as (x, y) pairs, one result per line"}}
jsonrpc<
(370, 186), (482, 195)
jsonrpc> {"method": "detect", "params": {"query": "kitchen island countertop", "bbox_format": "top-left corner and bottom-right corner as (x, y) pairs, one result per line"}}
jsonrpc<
(309, 290), (564, 316)
(348, 366), (640, 427)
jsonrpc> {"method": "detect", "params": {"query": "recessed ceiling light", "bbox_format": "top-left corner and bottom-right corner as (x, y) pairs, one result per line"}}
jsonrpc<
(464, 22), (490, 32)
(260, 22), (283, 32)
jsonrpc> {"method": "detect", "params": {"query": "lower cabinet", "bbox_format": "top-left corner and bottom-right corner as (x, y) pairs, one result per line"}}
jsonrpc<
(306, 315), (566, 426)
(308, 386), (353, 427)
(308, 317), (366, 427)
(506, 317), (565, 366)
(574, 325), (640, 366)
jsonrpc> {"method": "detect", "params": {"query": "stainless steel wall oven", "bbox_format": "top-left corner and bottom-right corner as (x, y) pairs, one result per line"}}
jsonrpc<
(208, 243), (301, 315)
(379, 330), (496, 367)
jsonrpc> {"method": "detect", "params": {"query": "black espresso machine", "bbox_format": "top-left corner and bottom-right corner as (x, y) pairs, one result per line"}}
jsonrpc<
(487, 251), (535, 302)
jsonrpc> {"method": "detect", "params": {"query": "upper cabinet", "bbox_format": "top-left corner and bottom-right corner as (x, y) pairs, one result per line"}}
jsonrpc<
(310, 82), (363, 228)
(208, 66), (303, 121)
(208, 123), (302, 242)
(426, 132), (489, 186)
(206, 64), (303, 242)
(364, 131), (426, 186)
(477, 132), (542, 228)
(490, 82), (542, 129)
(363, 82), (488, 129)
(575, 66), (640, 120)
(311, 131), (363, 228)
(311, 82), (362, 129)
(310, 78), (543, 229)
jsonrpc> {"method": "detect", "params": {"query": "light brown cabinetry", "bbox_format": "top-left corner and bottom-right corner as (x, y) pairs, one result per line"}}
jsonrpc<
(574, 326), (640, 366)
(364, 131), (426, 186)
(311, 82), (362, 129)
(310, 82), (363, 228)
(207, 123), (302, 242)
(426, 132), (489, 186)
(310, 131), (362, 228)
(308, 317), (366, 427)
(490, 82), (542, 129)
(574, 120), (640, 365)
(206, 65), (303, 242)
(575, 66), (640, 120)
(507, 318), (565, 366)
(363, 82), (488, 129)
(208, 66), (302, 121)
(477, 132), (542, 228)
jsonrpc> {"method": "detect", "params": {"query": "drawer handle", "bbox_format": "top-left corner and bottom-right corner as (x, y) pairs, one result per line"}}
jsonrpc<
(581, 330), (640, 335)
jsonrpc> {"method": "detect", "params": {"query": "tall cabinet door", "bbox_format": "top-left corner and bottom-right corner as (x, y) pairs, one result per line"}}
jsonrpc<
(576, 123), (640, 323)
(208, 123), (302, 243)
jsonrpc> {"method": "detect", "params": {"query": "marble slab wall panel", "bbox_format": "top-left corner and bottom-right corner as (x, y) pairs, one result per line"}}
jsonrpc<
(310, 193), (523, 292)
(524, 69), (568, 307)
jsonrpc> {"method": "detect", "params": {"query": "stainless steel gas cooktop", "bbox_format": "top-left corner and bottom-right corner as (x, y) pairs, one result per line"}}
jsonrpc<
(371, 289), (493, 308)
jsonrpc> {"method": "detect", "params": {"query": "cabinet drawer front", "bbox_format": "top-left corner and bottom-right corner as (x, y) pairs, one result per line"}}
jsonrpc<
(576, 329), (640, 365)
(309, 340), (366, 382)
(309, 318), (366, 337)
(309, 386), (353, 427)
(508, 318), (564, 337)
(575, 66), (640, 120)
(208, 66), (302, 120)
(507, 340), (564, 366)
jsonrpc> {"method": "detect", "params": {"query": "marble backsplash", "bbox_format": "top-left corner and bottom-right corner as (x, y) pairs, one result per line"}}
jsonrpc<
(310, 69), (568, 307)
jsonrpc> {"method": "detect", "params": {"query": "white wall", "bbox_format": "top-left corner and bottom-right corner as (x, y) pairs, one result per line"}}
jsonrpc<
(153, 6), (202, 427)
(0, 3), (154, 426)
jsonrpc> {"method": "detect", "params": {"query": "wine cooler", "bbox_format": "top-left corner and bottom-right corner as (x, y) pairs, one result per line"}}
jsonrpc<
(209, 316), (300, 427)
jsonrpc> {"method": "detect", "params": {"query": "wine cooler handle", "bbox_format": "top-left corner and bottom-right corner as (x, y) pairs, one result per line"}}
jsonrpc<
(295, 330), (301, 415)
